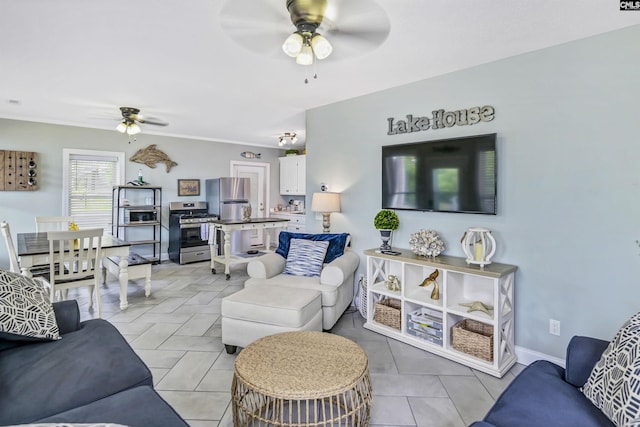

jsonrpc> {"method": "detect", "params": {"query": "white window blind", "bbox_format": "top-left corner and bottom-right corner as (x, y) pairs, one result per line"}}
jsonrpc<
(64, 150), (124, 231)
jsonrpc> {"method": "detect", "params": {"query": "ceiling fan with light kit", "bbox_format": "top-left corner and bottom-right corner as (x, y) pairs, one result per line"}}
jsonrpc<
(116, 106), (169, 137)
(220, 0), (390, 83)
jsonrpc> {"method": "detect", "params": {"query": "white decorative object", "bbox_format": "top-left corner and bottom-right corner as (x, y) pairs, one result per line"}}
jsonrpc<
(409, 229), (445, 257)
(461, 227), (496, 267)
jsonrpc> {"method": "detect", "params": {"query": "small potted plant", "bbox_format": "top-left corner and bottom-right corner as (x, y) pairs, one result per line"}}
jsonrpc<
(374, 209), (399, 251)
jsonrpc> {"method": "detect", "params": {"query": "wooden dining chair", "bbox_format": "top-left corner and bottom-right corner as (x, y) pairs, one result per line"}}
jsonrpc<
(35, 216), (74, 232)
(47, 228), (104, 318)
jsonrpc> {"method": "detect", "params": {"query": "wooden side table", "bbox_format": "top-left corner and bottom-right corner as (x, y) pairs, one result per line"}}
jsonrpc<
(232, 331), (373, 426)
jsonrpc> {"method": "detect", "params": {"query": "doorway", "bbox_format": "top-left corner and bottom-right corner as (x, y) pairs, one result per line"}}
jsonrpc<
(230, 161), (270, 248)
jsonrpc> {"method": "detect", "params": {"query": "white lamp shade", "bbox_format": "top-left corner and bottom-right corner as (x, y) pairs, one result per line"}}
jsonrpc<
(311, 34), (332, 60)
(311, 192), (341, 213)
(282, 33), (304, 58)
(296, 44), (314, 65)
(116, 122), (128, 133)
(126, 123), (141, 135)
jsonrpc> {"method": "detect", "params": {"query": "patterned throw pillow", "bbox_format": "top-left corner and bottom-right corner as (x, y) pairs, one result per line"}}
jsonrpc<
(283, 238), (330, 277)
(0, 269), (60, 341)
(582, 312), (640, 426)
(276, 232), (350, 263)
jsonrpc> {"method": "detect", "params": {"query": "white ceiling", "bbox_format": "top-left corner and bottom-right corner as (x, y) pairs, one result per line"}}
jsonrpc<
(1, 0), (638, 148)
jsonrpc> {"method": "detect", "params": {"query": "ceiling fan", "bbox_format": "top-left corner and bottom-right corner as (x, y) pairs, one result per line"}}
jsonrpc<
(116, 107), (169, 135)
(220, 0), (390, 80)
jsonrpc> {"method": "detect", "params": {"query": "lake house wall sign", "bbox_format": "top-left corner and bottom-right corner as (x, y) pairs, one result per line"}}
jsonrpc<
(387, 105), (495, 135)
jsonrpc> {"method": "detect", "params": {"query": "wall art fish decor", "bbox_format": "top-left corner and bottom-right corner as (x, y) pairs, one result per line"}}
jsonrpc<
(130, 144), (178, 173)
(240, 151), (261, 159)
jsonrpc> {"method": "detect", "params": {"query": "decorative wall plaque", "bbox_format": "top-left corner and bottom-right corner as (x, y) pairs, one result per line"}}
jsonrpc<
(387, 105), (495, 135)
(0, 150), (38, 191)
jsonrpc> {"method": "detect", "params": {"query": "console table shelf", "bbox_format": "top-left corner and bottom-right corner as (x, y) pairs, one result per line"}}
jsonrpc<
(364, 248), (517, 378)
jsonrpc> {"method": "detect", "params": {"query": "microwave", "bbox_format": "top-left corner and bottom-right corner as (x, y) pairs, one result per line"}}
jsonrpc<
(128, 210), (157, 223)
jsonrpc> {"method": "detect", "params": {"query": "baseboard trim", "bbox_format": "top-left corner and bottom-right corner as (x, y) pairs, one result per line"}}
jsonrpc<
(515, 345), (565, 368)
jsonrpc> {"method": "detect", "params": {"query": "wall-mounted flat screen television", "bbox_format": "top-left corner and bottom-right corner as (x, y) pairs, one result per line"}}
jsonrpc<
(382, 133), (497, 214)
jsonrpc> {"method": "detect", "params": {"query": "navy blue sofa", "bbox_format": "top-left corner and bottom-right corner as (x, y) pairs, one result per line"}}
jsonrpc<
(470, 336), (612, 427)
(0, 300), (188, 427)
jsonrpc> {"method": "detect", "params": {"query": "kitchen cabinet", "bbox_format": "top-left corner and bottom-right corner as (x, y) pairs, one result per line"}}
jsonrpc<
(112, 185), (162, 263)
(279, 155), (306, 195)
(364, 248), (517, 378)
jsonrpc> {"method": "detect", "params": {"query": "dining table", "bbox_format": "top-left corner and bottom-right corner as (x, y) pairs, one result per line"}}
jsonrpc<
(17, 232), (133, 310)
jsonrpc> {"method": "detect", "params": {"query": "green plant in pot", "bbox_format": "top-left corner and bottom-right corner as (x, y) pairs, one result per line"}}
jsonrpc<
(374, 209), (399, 251)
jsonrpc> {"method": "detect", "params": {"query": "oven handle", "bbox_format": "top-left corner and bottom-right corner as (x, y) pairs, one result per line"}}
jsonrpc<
(180, 223), (208, 229)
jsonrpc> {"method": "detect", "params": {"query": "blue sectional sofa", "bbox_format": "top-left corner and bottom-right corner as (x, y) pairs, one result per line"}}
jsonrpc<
(0, 300), (188, 427)
(470, 336), (613, 427)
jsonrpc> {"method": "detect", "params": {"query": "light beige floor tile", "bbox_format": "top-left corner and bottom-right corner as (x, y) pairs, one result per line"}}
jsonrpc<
(370, 396), (416, 426)
(358, 340), (399, 374)
(159, 335), (224, 352)
(175, 313), (220, 336)
(196, 368), (234, 392)
(158, 390), (229, 420)
(148, 297), (192, 313)
(130, 323), (182, 350)
(134, 349), (186, 368)
(408, 397), (466, 427)
(184, 291), (220, 305)
(473, 369), (516, 400)
(136, 312), (194, 324)
(371, 373), (448, 397)
(156, 351), (217, 391)
(150, 367), (170, 386)
(439, 375), (495, 425)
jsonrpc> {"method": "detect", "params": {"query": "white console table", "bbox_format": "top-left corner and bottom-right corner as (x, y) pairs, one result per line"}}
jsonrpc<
(209, 218), (289, 279)
(364, 248), (517, 377)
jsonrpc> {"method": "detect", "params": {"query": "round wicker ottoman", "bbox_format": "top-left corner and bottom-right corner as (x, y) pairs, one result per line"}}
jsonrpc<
(231, 330), (373, 426)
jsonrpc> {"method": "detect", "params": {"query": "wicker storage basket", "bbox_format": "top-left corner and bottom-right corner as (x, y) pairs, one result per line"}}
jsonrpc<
(452, 319), (494, 361)
(374, 298), (401, 330)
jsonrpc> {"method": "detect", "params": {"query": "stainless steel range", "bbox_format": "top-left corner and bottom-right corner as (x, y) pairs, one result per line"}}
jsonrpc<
(168, 201), (219, 264)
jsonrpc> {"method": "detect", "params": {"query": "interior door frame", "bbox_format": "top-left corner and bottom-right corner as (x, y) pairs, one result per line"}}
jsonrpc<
(230, 160), (270, 216)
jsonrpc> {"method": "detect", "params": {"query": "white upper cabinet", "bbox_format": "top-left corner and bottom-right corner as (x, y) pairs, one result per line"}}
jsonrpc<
(279, 155), (306, 195)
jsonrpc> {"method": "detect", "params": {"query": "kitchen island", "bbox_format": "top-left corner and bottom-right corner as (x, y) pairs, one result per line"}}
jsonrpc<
(209, 217), (290, 279)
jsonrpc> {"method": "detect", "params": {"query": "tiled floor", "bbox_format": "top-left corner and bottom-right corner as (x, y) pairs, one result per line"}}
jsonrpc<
(74, 260), (525, 427)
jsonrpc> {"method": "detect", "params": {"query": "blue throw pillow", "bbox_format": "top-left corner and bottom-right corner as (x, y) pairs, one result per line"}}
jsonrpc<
(283, 239), (330, 277)
(276, 232), (350, 263)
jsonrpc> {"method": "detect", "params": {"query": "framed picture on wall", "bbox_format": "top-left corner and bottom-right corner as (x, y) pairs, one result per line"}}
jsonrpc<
(177, 179), (200, 196)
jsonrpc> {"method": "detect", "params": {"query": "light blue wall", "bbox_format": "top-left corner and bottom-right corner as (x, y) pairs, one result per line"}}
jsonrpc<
(305, 26), (640, 357)
(0, 119), (284, 263)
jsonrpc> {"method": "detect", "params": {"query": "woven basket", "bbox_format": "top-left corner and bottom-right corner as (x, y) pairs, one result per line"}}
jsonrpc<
(374, 298), (401, 330)
(452, 319), (494, 361)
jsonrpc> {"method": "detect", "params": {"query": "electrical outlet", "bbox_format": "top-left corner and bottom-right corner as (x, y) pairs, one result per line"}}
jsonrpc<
(549, 319), (561, 336)
(315, 212), (322, 221)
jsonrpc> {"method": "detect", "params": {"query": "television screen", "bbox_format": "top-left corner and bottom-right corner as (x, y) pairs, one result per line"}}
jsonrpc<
(382, 133), (497, 214)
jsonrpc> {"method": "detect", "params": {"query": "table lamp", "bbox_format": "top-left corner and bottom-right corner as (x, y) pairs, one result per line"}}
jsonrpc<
(311, 192), (341, 233)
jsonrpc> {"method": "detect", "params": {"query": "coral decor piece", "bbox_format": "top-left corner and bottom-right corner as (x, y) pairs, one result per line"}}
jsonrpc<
(409, 229), (445, 257)
(129, 144), (178, 173)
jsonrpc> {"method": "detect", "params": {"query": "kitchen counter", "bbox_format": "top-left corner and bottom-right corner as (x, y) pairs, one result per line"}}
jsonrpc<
(209, 218), (290, 279)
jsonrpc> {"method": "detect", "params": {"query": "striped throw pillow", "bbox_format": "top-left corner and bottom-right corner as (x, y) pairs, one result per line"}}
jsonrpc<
(283, 238), (330, 277)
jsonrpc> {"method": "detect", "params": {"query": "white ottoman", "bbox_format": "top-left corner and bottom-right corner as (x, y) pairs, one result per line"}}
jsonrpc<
(221, 286), (322, 354)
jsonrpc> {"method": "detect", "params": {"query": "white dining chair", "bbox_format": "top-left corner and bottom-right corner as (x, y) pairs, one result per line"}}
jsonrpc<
(35, 216), (75, 232)
(1, 221), (22, 273)
(46, 228), (104, 318)
(1, 221), (54, 281)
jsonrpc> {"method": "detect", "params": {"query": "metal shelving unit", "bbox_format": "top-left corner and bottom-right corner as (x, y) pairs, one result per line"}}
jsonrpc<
(112, 185), (162, 263)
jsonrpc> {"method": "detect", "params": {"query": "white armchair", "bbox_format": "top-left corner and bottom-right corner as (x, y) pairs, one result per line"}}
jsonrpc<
(245, 250), (360, 330)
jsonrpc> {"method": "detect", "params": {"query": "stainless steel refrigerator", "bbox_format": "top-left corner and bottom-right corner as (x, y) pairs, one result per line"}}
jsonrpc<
(205, 177), (250, 253)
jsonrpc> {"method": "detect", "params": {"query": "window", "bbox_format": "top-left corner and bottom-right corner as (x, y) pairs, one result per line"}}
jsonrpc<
(62, 149), (125, 230)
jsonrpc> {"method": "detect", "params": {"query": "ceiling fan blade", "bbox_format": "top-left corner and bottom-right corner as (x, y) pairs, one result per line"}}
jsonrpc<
(137, 116), (169, 127)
